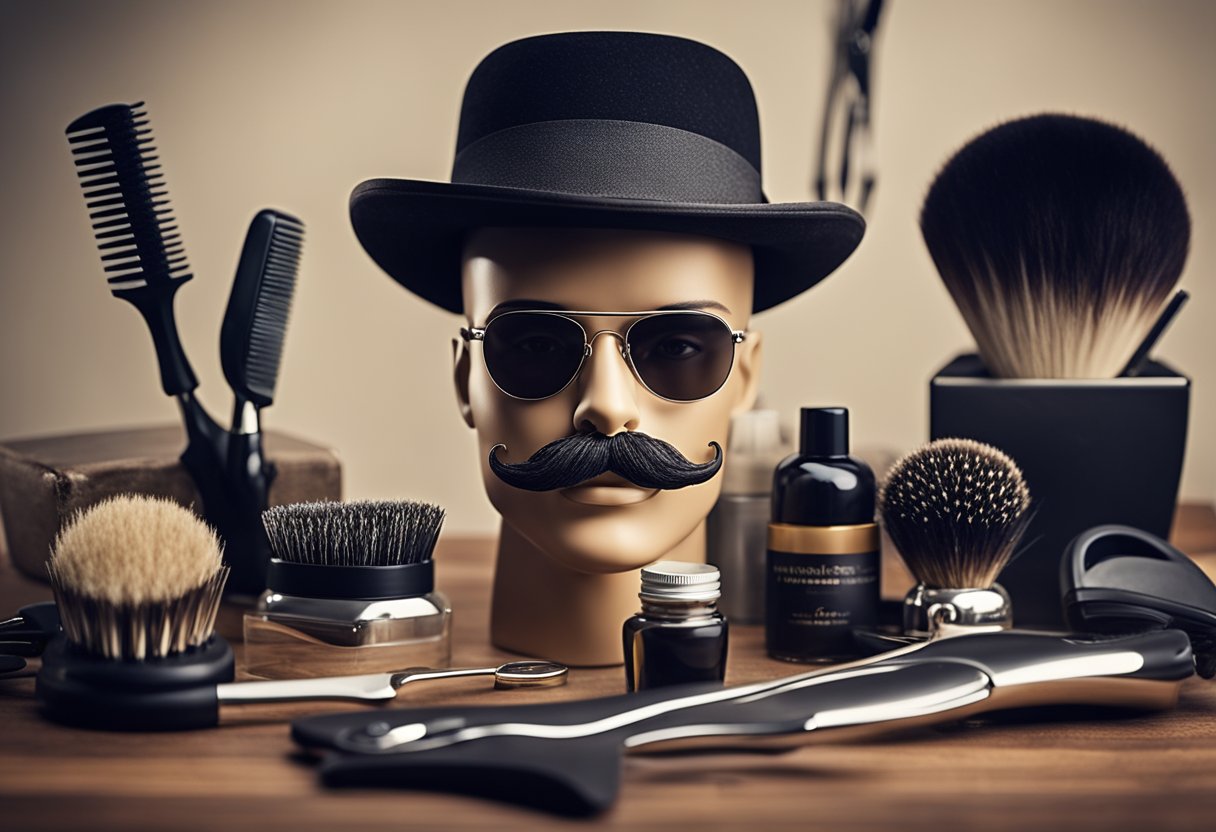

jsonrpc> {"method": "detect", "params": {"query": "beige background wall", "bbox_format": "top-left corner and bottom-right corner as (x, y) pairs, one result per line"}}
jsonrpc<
(1, 0), (1213, 534)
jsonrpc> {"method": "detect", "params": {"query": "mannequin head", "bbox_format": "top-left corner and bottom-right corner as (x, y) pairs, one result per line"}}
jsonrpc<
(454, 227), (762, 574)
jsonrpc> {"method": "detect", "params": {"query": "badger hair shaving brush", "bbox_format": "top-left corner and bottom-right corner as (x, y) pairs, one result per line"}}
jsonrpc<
(920, 113), (1190, 379)
(879, 438), (1032, 635)
(38, 495), (234, 730)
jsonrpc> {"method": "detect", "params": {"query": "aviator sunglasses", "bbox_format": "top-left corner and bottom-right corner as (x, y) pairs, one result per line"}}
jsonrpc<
(461, 309), (748, 402)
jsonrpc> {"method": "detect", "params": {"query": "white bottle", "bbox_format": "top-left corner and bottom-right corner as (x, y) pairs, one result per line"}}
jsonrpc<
(706, 409), (786, 624)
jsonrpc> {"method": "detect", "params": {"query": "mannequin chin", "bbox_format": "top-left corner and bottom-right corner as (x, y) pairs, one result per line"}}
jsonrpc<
(454, 226), (762, 664)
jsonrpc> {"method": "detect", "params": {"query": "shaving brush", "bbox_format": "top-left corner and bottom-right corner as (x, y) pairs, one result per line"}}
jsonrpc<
(879, 438), (1032, 634)
(920, 113), (1190, 379)
(261, 499), (445, 567)
(246, 500), (451, 679)
(38, 495), (234, 730)
(47, 495), (228, 660)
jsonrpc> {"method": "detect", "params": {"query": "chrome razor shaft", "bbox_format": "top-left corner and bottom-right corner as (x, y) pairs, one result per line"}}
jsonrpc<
(216, 660), (567, 704)
(335, 630), (1192, 755)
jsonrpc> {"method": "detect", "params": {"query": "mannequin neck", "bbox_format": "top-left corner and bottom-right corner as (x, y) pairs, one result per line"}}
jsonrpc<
(489, 519), (707, 666)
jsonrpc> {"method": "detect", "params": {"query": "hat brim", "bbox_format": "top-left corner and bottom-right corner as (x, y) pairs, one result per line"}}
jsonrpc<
(350, 178), (866, 313)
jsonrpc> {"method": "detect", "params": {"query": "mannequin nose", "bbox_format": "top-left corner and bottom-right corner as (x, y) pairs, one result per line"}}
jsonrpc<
(572, 332), (641, 435)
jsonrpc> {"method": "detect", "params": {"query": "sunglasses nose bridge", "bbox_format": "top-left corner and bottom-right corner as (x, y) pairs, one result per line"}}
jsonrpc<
(585, 328), (627, 358)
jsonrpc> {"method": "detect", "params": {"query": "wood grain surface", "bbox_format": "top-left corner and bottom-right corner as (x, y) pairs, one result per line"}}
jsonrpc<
(3, 505), (1216, 831)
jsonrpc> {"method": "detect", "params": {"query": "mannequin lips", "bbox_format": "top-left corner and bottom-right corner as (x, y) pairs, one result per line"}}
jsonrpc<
(560, 473), (659, 506)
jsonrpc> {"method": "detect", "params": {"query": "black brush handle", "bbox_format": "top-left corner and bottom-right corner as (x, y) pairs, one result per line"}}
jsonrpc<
(1121, 289), (1189, 377)
(176, 395), (274, 598)
(222, 429), (275, 596)
(177, 403), (272, 599)
(116, 280), (198, 395)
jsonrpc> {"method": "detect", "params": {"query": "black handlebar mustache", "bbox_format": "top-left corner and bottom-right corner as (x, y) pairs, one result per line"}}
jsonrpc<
(489, 431), (723, 492)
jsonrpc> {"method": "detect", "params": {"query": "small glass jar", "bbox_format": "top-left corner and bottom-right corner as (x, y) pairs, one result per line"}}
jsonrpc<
(243, 558), (451, 679)
(622, 561), (729, 692)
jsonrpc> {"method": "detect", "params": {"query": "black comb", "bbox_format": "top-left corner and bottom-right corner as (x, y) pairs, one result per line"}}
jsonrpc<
(66, 102), (198, 395)
(221, 209), (304, 410)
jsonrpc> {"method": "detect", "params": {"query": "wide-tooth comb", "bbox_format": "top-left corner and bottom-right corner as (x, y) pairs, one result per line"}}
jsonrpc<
(66, 102), (198, 395)
(220, 209), (304, 409)
(66, 102), (189, 294)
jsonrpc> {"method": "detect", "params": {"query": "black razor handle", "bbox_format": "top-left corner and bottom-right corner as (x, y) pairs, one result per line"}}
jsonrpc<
(297, 629), (1193, 754)
(294, 630), (1193, 815)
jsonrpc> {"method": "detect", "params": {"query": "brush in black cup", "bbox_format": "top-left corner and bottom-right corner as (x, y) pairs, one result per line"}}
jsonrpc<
(920, 113), (1190, 379)
(246, 500), (453, 678)
(879, 438), (1033, 634)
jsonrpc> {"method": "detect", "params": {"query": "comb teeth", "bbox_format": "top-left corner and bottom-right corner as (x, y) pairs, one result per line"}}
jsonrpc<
(66, 102), (190, 293)
(221, 210), (304, 408)
(247, 215), (303, 398)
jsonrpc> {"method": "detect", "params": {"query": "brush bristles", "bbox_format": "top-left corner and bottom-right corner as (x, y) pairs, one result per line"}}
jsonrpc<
(65, 102), (191, 294)
(879, 438), (1031, 590)
(46, 495), (227, 661)
(920, 113), (1190, 379)
(49, 568), (228, 662)
(262, 500), (446, 567)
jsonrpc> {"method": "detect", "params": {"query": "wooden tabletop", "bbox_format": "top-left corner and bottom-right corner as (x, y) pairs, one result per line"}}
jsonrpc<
(3, 506), (1216, 831)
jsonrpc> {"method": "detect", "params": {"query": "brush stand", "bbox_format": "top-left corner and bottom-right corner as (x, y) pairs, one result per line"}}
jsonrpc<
(930, 353), (1189, 627)
(0, 425), (342, 584)
(36, 635), (234, 731)
(244, 558), (451, 679)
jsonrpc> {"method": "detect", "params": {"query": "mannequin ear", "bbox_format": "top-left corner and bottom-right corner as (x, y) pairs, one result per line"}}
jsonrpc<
(731, 329), (762, 415)
(452, 338), (475, 428)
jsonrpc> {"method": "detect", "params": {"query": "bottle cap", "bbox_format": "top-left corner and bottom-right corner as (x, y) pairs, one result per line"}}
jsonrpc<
(640, 561), (721, 602)
(799, 407), (849, 457)
(721, 409), (785, 495)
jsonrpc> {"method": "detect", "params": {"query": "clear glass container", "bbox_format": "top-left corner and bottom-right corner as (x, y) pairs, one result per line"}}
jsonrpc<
(243, 590), (451, 679)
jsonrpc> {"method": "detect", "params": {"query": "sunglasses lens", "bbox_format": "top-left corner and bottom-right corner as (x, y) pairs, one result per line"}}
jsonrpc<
(628, 313), (736, 401)
(482, 313), (586, 399)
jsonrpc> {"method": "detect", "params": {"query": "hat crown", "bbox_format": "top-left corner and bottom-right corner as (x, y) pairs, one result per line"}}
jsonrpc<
(455, 31), (762, 174)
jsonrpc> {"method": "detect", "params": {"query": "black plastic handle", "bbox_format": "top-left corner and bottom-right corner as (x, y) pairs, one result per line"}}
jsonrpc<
(36, 635), (233, 731)
(296, 630), (1191, 761)
(0, 601), (61, 657)
(222, 429), (275, 596)
(117, 279), (198, 396)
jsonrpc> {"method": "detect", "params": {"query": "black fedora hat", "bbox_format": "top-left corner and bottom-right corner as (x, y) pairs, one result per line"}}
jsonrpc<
(351, 31), (865, 313)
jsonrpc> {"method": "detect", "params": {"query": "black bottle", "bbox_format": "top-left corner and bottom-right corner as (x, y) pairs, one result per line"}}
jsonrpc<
(765, 407), (879, 662)
(623, 562), (728, 692)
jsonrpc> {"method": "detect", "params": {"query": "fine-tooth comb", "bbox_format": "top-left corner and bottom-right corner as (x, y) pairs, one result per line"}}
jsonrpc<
(221, 209), (305, 414)
(216, 209), (305, 595)
(66, 101), (198, 396)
